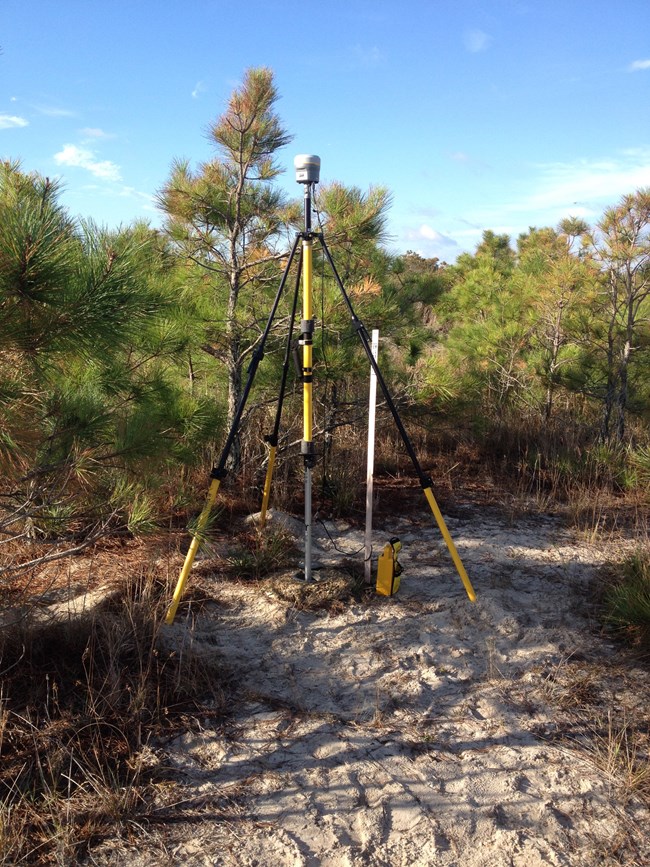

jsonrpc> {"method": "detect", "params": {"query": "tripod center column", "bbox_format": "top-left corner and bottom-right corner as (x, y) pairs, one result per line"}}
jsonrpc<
(301, 237), (314, 450)
(300, 233), (316, 582)
(294, 156), (321, 583)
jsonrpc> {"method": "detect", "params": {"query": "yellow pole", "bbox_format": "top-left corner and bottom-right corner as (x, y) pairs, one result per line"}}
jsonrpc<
(165, 477), (221, 625)
(259, 444), (277, 528)
(301, 237), (315, 581)
(302, 239), (313, 442)
(423, 486), (476, 602)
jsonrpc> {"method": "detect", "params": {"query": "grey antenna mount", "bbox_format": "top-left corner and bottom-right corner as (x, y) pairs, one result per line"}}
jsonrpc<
(294, 154), (321, 185)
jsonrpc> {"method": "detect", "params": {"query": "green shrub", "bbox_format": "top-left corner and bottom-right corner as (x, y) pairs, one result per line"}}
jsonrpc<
(603, 550), (650, 649)
(227, 527), (298, 579)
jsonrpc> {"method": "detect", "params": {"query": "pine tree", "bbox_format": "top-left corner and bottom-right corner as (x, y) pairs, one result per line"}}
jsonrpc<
(0, 161), (217, 549)
(516, 222), (594, 423)
(158, 68), (293, 469)
(587, 190), (650, 441)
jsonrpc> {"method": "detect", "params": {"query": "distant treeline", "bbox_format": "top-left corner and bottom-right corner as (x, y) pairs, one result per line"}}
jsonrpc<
(1, 69), (649, 546)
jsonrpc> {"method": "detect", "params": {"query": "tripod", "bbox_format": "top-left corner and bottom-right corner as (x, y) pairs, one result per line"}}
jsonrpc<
(165, 155), (476, 625)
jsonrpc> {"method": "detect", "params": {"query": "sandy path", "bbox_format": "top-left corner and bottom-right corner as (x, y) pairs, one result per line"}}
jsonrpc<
(95, 506), (649, 866)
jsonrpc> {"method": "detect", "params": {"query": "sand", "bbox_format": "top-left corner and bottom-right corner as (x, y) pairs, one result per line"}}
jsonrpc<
(91, 504), (649, 866)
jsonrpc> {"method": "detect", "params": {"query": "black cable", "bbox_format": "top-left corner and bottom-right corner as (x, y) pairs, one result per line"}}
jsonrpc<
(315, 516), (371, 560)
(312, 185), (330, 375)
(312, 184), (326, 234)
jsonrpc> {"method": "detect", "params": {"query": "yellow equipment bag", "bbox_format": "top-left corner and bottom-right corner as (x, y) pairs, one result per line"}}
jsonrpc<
(376, 537), (403, 596)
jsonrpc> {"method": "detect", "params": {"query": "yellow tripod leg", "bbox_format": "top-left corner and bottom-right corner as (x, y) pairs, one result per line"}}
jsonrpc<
(259, 444), (277, 528)
(423, 487), (476, 602)
(165, 477), (221, 625)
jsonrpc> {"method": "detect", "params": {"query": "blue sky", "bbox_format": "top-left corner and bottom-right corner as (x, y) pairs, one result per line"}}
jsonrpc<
(2, 0), (650, 261)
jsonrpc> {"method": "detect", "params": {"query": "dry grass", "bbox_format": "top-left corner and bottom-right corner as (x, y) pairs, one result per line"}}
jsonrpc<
(533, 653), (650, 812)
(585, 711), (650, 807)
(265, 563), (372, 613)
(601, 550), (650, 651)
(537, 655), (603, 710)
(0, 413), (648, 863)
(0, 566), (228, 865)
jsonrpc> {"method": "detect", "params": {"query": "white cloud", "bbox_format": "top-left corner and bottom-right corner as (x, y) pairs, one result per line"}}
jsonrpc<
(418, 224), (447, 242)
(628, 59), (650, 72)
(464, 29), (491, 53)
(396, 150), (650, 261)
(54, 144), (122, 182)
(451, 227), (495, 239)
(192, 80), (207, 99)
(413, 205), (443, 219)
(452, 150), (650, 252)
(524, 151), (650, 212)
(0, 114), (28, 129)
(118, 186), (155, 207)
(446, 151), (492, 175)
(80, 127), (113, 139)
(351, 43), (385, 67)
(34, 105), (76, 117)
(398, 223), (459, 257)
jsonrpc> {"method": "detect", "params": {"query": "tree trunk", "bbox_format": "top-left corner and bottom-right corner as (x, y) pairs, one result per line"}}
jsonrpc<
(616, 347), (629, 441)
(225, 266), (242, 471)
(544, 302), (564, 423)
(226, 344), (242, 471)
(615, 311), (634, 442)
(600, 324), (616, 443)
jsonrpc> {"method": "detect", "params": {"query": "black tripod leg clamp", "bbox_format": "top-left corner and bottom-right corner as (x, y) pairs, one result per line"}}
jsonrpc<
(301, 440), (317, 468)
